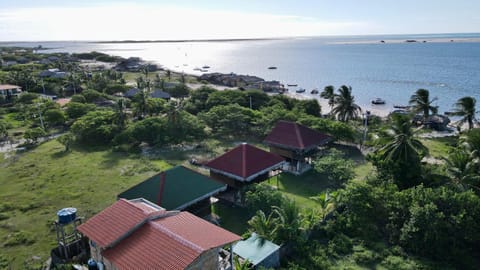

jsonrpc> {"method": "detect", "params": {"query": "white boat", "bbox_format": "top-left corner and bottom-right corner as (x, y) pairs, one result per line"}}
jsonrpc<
(371, 98), (386, 105)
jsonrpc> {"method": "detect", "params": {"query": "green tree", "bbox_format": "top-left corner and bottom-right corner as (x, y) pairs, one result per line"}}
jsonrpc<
(44, 109), (66, 127)
(57, 132), (74, 151)
(443, 149), (480, 192)
(294, 99), (321, 117)
(374, 114), (427, 188)
(247, 210), (278, 241)
(71, 110), (119, 145)
(320, 85), (336, 113)
(65, 102), (96, 119)
(165, 83), (190, 98)
(24, 127), (46, 143)
(313, 149), (355, 185)
(452, 96), (477, 130)
(184, 86), (216, 114)
(331, 85), (361, 122)
(200, 104), (259, 136)
(409, 88), (438, 121)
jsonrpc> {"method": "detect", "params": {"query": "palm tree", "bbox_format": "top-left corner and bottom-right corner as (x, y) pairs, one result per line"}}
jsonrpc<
(330, 85), (361, 122)
(247, 210), (278, 241)
(271, 200), (302, 244)
(443, 149), (480, 191)
(452, 96), (478, 130)
(378, 113), (428, 163)
(409, 88), (438, 121)
(320, 85), (336, 113)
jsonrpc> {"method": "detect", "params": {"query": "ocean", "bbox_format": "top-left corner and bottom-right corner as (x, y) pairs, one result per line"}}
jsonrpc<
(2, 33), (480, 116)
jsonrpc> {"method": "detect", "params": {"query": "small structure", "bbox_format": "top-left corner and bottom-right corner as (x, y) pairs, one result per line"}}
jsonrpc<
(204, 143), (285, 188)
(233, 233), (281, 269)
(0, 84), (22, 100)
(118, 165), (226, 214)
(264, 120), (332, 175)
(123, 88), (140, 98)
(150, 89), (171, 100)
(78, 198), (241, 270)
(53, 208), (84, 260)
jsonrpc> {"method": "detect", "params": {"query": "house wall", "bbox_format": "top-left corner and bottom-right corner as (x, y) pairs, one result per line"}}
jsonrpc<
(257, 248), (280, 269)
(269, 146), (296, 160)
(186, 248), (220, 270)
(88, 241), (118, 270)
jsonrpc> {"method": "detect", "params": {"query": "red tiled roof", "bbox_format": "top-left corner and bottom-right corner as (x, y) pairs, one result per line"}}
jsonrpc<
(78, 199), (154, 248)
(264, 120), (332, 150)
(204, 143), (284, 181)
(79, 199), (241, 270)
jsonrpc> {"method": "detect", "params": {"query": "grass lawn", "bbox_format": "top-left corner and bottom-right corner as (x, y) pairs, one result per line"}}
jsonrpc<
(266, 170), (336, 209)
(0, 140), (170, 269)
(211, 202), (252, 236)
(421, 136), (457, 159)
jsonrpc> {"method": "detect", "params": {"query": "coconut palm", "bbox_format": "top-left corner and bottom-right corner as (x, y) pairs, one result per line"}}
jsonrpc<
(378, 113), (428, 163)
(320, 85), (336, 112)
(409, 88), (438, 121)
(247, 210), (278, 241)
(444, 149), (480, 191)
(330, 85), (361, 122)
(452, 96), (478, 130)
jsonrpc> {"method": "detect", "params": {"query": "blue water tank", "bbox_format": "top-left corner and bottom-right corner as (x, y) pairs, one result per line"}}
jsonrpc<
(87, 258), (98, 270)
(57, 207), (77, 224)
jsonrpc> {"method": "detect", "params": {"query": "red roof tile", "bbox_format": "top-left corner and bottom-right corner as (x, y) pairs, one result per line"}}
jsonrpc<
(80, 199), (241, 270)
(264, 120), (332, 150)
(77, 199), (155, 248)
(204, 144), (284, 181)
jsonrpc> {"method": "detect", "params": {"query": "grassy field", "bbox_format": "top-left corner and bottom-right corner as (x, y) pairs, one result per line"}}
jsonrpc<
(0, 140), (170, 268)
(421, 136), (457, 159)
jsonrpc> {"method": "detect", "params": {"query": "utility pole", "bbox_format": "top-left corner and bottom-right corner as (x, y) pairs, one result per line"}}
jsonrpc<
(36, 103), (45, 130)
(362, 110), (370, 148)
(249, 96), (252, 109)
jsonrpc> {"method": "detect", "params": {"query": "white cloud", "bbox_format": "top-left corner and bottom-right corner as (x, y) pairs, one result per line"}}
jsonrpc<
(0, 3), (374, 41)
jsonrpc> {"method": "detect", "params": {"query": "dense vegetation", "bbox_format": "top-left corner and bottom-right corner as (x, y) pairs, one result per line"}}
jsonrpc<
(1, 48), (479, 269)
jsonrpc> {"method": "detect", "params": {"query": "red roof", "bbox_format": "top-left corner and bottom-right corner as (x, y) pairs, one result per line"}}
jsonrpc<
(264, 120), (332, 150)
(78, 199), (241, 270)
(204, 143), (284, 181)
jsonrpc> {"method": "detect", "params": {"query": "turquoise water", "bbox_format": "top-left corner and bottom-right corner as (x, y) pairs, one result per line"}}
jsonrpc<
(2, 34), (480, 115)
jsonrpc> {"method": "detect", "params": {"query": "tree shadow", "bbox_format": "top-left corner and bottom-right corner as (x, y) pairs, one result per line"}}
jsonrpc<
(276, 170), (338, 198)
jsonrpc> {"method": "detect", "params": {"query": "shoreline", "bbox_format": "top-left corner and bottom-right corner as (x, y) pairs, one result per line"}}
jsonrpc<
(329, 37), (480, 45)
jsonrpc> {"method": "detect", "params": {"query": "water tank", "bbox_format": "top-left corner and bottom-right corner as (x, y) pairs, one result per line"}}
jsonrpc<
(57, 207), (77, 224)
(87, 258), (98, 270)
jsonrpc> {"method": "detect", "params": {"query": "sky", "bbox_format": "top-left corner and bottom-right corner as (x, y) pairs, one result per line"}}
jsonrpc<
(0, 0), (479, 41)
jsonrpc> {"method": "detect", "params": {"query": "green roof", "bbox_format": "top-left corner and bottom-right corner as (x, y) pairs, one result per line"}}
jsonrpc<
(233, 233), (280, 266)
(118, 166), (226, 210)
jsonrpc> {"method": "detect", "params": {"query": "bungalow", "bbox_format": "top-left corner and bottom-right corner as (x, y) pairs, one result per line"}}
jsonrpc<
(0, 84), (22, 100)
(118, 165), (226, 215)
(264, 120), (332, 175)
(150, 89), (171, 100)
(78, 198), (241, 270)
(204, 143), (285, 189)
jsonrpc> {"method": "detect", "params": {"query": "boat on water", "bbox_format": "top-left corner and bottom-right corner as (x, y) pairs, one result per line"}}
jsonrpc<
(371, 98), (386, 105)
(287, 84), (298, 87)
(268, 66), (277, 69)
(310, 88), (319, 94)
(393, 104), (410, 109)
(296, 88), (306, 93)
(202, 65), (210, 69)
(193, 67), (202, 71)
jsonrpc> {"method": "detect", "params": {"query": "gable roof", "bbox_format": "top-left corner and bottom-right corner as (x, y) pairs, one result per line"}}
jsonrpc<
(124, 88), (140, 98)
(79, 199), (241, 270)
(150, 89), (171, 99)
(204, 143), (284, 182)
(264, 120), (332, 150)
(118, 166), (226, 210)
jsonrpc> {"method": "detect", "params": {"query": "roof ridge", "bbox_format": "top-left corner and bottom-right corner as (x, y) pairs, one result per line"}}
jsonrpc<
(242, 144), (247, 178)
(151, 221), (204, 253)
(294, 122), (304, 148)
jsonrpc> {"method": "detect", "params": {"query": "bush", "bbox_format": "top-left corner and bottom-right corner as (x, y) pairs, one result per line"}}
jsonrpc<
(70, 94), (86, 103)
(244, 184), (287, 214)
(327, 234), (353, 256)
(65, 102), (96, 119)
(81, 89), (105, 103)
(352, 245), (379, 265)
(24, 127), (46, 143)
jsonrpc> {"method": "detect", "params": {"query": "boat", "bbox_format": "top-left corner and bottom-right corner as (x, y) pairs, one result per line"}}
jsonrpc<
(393, 104), (410, 109)
(268, 66), (277, 70)
(193, 67), (202, 71)
(296, 88), (306, 93)
(310, 88), (319, 94)
(202, 65), (210, 69)
(287, 84), (298, 87)
(371, 98), (386, 105)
